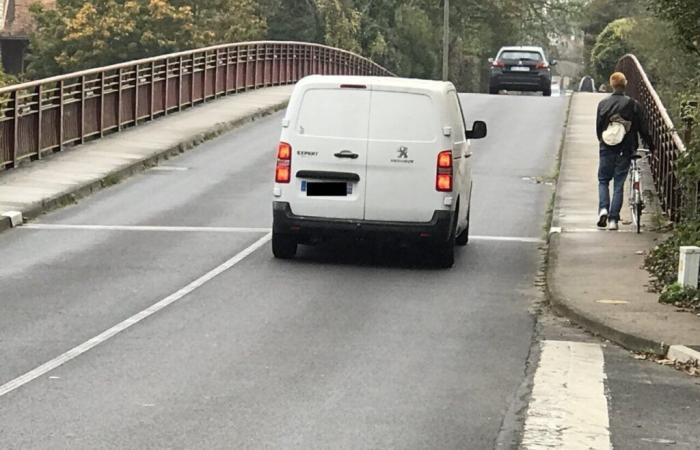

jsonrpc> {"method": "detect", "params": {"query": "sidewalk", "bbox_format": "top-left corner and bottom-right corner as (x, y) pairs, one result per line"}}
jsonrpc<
(0, 85), (294, 231)
(548, 93), (700, 355)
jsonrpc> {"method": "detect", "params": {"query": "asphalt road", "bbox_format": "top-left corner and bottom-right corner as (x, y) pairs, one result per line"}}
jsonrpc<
(1, 92), (697, 449)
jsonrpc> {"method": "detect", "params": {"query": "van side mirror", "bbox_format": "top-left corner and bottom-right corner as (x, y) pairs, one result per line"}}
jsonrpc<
(466, 121), (487, 140)
(550, 59), (558, 66)
(487, 57), (494, 64)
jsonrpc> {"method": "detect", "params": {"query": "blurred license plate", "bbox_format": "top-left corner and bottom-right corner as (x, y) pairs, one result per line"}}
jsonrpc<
(302, 181), (350, 196)
(511, 66), (530, 72)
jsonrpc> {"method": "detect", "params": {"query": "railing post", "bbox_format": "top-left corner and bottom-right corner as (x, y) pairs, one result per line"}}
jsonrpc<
(190, 53), (196, 105)
(214, 48), (220, 98)
(178, 56), (183, 111)
(11, 89), (19, 167)
(134, 66), (140, 125)
(164, 59), (169, 116)
(224, 47), (230, 94)
(117, 68), (123, 131)
(202, 50), (208, 103)
(99, 71), (105, 137)
(59, 80), (65, 151)
(79, 75), (86, 144)
(36, 84), (43, 159)
(150, 60), (156, 120)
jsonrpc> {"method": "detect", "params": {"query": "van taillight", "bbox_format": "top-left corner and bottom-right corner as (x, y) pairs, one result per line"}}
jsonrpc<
(276, 142), (292, 183)
(436, 150), (453, 192)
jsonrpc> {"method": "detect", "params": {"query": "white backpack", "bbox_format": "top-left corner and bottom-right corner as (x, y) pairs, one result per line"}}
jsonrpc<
(602, 120), (627, 146)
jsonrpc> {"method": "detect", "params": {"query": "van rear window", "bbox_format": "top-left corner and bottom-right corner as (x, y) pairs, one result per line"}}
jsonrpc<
(369, 92), (436, 142)
(296, 89), (370, 139)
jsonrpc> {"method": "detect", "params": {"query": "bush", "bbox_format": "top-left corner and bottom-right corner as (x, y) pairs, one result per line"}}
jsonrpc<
(659, 283), (700, 311)
(645, 222), (700, 292)
(590, 17), (636, 83)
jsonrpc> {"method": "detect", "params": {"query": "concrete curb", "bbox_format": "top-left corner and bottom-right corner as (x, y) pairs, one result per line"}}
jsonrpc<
(667, 345), (700, 364)
(544, 94), (669, 356)
(1, 100), (289, 227)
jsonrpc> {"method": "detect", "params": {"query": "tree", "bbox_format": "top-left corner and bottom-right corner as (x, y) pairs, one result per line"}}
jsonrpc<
(173, 0), (267, 46)
(649, 0), (700, 56)
(590, 17), (636, 82)
(28, 0), (196, 77)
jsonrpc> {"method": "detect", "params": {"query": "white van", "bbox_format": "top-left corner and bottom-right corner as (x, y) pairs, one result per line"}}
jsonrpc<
(272, 75), (487, 267)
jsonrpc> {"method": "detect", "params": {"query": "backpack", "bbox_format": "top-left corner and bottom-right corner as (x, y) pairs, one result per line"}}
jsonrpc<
(602, 99), (634, 146)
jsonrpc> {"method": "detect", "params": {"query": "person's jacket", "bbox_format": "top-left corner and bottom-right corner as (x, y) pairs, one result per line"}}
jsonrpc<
(596, 91), (653, 155)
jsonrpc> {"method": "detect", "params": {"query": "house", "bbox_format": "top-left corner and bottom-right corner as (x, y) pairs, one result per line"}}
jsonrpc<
(0, 0), (55, 74)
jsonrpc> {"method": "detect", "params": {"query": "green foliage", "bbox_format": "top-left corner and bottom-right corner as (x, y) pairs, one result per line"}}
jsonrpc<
(659, 283), (700, 312)
(645, 222), (700, 292)
(27, 0), (266, 78)
(590, 17), (635, 83)
(649, 0), (700, 56)
(0, 67), (17, 88)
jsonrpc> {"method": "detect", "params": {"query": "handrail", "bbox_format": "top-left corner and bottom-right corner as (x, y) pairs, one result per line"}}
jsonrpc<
(0, 40), (394, 94)
(616, 53), (694, 220)
(0, 41), (395, 170)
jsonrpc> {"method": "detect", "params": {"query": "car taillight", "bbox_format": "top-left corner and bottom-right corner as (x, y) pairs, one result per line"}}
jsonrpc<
(436, 150), (453, 192)
(276, 142), (291, 183)
(536, 62), (549, 69)
(492, 60), (505, 68)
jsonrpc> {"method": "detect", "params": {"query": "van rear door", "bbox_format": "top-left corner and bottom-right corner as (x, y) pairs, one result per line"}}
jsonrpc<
(364, 90), (442, 222)
(288, 86), (370, 220)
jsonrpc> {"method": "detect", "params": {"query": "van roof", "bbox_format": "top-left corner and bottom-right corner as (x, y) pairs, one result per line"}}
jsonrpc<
(296, 75), (456, 95)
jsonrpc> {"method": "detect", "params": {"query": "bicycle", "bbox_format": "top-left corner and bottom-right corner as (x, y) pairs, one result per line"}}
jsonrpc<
(628, 148), (650, 234)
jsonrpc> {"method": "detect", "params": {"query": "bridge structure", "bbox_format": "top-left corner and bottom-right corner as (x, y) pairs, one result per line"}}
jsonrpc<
(0, 43), (693, 221)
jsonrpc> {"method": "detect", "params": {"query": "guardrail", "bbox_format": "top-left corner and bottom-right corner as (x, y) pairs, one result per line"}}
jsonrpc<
(616, 54), (696, 221)
(0, 41), (394, 170)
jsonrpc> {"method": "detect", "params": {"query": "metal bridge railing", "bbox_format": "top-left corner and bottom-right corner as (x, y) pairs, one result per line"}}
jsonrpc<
(0, 41), (394, 170)
(616, 54), (695, 221)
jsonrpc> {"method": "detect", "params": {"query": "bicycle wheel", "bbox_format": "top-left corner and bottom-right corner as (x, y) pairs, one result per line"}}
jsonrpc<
(636, 201), (642, 234)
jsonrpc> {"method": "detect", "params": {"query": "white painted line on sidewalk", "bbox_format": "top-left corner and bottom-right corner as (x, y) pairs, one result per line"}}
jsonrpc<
(470, 235), (544, 244)
(0, 232), (272, 399)
(22, 224), (271, 233)
(521, 340), (612, 450)
(562, 227), (638, 233)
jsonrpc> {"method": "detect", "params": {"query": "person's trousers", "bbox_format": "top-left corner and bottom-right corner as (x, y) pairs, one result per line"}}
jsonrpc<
(598, 151), (631, 221)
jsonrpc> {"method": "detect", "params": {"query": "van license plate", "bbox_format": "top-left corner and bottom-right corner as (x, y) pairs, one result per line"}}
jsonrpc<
(305, 182), (350, 196)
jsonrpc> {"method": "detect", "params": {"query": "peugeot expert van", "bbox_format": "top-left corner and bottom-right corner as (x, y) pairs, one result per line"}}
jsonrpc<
(272, 76), (487, 267)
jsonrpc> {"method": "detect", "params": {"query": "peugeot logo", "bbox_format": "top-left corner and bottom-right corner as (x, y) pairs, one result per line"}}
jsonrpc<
(397, 146), (409, 158)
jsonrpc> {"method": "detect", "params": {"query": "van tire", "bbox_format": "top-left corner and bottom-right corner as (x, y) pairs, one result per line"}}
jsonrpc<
(272, 233), (297, 259)
(455, 208), (470, 246)
(543, 87), (552, 97)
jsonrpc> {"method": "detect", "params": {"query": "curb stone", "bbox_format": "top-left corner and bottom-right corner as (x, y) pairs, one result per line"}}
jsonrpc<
(0, 100), (289, 227)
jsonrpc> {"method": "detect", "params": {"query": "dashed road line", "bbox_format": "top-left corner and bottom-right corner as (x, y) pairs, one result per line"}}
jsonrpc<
(521, 340), (612, 450)
(0, 232), (271, 399)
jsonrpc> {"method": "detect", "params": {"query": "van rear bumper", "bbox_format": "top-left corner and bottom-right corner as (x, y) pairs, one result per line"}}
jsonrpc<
(273, 202), (453, 243)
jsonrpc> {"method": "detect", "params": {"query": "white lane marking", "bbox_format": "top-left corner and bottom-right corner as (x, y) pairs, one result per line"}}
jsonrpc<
(470, 235), (544, 243)
(562, 227), (637, 233)
(22, 224), (271, 233)
(0, 232), (271, 398)
(521, 340), (612, 450)
(21, 225), (543, 243)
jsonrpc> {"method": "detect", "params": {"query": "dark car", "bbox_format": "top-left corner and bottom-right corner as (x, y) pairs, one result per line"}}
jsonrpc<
(488, 46), (556, 96)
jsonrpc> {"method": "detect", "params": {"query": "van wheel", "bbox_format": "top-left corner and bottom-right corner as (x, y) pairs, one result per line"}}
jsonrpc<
(272, 232), (297, 259)
(543, 87), (552, 97)
(456, 208), (470, 246)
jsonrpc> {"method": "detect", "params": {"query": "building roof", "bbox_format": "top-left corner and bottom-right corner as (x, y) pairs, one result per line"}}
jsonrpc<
(1, 0), (55, 38)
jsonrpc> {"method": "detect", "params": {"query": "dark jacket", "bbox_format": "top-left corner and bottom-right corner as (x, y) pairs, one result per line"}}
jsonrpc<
(596, 91), (653, 155)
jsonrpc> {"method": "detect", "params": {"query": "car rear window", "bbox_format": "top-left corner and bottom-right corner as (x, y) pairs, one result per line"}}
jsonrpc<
(368, 91), (436, 142)
(296, 89), (370, 139)
(500, 51), (542, 61)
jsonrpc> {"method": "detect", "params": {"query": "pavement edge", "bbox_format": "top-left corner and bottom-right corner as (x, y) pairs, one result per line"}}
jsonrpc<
(3, 100), (289, 226)
(544, 93), (668, 355)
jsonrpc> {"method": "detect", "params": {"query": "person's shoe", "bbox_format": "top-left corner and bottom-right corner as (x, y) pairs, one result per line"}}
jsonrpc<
(607, 220), (619, 231)
(597, 209), (608, 229)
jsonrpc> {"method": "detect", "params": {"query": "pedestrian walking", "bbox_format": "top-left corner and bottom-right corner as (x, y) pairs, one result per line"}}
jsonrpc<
(595, 72), (653, 230)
